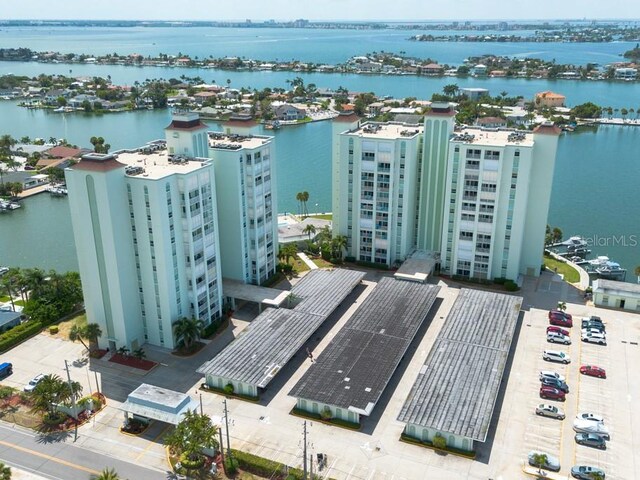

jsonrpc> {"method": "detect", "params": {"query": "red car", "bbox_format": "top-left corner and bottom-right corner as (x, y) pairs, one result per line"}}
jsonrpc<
(580, 365), (606, 378)
(540, 385), (566, 401)
(547, 325), (570, 336)
(549, 311), (573, 327)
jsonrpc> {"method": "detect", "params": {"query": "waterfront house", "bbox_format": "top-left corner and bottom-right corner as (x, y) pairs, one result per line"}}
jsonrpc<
(273, 104), (307, 121)
(614, 67), (638, 80)
(368, 101), (385, 117)
(44, 145), (84, 159)
(535, 91), (566, 108)
(473, 64), (488, 76)
(476, 116), (508, 128)
(460, 87), (490, 100)
(3, 171), (48, 190)
(36, 157), (73, 170)
(193, 91), (217, 105)
(421, 63), (444, 75)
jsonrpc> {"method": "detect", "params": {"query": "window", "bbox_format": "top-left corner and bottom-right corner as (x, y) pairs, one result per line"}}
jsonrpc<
(459, 231), (473, 240)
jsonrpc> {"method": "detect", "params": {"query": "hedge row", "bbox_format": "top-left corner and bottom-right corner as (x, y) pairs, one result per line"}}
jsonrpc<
(230, 449), (305, 480)
(0, 320), (43, 353)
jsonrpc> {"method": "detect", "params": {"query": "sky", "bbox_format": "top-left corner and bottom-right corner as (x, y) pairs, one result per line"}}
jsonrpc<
(3, 0), (640, 21)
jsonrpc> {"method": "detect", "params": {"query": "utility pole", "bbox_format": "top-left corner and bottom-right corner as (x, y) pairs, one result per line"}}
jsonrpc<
(199, 393), (203, 415)
(223, 399), (231, 455)
(218, 425), (225, 465)
(303, 421), (308, 480)
(64, 360), (78, 442)
(309, 452), (314, 480)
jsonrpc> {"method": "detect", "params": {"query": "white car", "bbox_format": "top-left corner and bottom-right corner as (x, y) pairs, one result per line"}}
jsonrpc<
(543, 350), (571, 364)
(547, 332), (571, 345)
(581, 327), (605, 336)
(24, 373), (45, 392)
(539, 370), (566, 383)
(576, 412), (604, 424)
(536, 403), (566, 420)
(573, 419), (610, 440)
(581, 332), (607, 345)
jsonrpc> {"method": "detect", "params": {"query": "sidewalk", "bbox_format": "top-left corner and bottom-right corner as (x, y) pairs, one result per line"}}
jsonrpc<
(297, 252), (318, 270)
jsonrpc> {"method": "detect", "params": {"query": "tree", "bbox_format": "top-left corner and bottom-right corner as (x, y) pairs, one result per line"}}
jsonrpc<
(331, 235), (348, 261)
(552, 227), (563, 244)
(302, 223), (316, 241)
(279, 243), (298, 265)
(531, 452), (548, 474)
(84, 323), (103, 351)
(69, 324), (90, 351)
(173, 317), (204, 351)
(93, 468), (120, 480)
(0, 462), (10, 480)
(164, 410), (219, 471)
(300, 191), (309, 217)
(442, 84), (459, 97)
(29, 374), (82, 419)
(89, 136), (110, 154)
(557, 301), (567, 312)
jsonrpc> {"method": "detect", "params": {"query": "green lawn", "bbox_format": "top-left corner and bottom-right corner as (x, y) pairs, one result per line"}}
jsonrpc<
(312, 258), (335, 269)
(0, 295), (9, 303)
(544, 256), (581, 283)
(13, 300), (25, 307)
(308, 214), (333, 221)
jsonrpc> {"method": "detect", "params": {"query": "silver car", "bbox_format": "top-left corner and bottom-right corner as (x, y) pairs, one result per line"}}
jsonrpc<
(24, 373), (45, 392)
(528, 450), (561, 472)
(536, 403), (566, 420)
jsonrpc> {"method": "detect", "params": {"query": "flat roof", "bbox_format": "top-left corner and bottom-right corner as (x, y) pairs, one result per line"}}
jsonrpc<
(289, 278), (440, 416)
(197, 269), (365, 389)
(394, 250), (438, 283)
(451, 127), (534, 147)
(594, 278), (640, 296)
(116, 150), (210, 180)
(121, 383), (198, 425)
(208, 132), (272, 150)
(343, 122), (423, 140)
(397, 289), (522, 443)
(222, 278), (289, 307)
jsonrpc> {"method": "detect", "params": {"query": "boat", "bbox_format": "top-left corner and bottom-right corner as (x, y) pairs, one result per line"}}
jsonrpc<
(0, 199), (21, 210)
(595, 261), (626, 280)
(587, 255), (611, 268)
(562, 236), (587, 248)
(264, 120), (281, 130)
(46, 185), (68, 196)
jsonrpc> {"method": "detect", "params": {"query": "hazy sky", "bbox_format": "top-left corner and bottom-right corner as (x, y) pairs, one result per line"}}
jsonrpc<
(4, 0), (640, 21)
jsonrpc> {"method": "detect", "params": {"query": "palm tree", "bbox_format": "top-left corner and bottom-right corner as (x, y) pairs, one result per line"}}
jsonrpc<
(301, 191), (310, 217)
(295, 191), (304, 216)
(332, 235), (348, 261)
(442, 84), (459, 97)
(302, 224), (316, 241)
(93, 468), (120, 480)
(84, 323), (103, 352)
(531, 452), (548, 474)
(69, 324), (90, 351)
(30, 374), (83, 419)
(0, 462), (10, 480)
(173, 317), (204, 350)
(21, 267), (46, 301)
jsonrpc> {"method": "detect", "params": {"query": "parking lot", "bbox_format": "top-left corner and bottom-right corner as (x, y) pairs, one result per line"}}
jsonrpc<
(0, 270), (639, 479)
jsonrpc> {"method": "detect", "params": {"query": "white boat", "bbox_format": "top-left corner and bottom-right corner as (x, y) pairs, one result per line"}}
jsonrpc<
(596, 261), (626, 279)
(588, 255), (610, 267)
(562, 236), (587, 248)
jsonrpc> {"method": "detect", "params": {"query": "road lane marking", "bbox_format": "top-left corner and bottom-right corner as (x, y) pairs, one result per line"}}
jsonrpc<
(135, 423), (170, 460)
(0, 439), (101, 475)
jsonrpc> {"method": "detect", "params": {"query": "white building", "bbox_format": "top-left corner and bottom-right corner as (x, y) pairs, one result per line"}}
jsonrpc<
(332, 115), (423, 266)
(593, 279), (640, 311)
(614, 67), (638, 80)
(66, 114), (226, 351)
(438, 124), (560, 280)
(208, 129), (278, 285)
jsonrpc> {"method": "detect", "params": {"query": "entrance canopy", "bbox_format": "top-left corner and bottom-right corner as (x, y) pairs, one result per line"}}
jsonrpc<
(222, 278), (290, 308)
(121, 383), (198, 425)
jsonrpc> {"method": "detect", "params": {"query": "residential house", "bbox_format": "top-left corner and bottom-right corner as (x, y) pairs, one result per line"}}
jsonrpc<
(615, 67), (638, 80)
(535, 91), (566, 108)
(476, 117), (508, 128)
(273, 104), (307, 121)
(421, 63), (443, 75)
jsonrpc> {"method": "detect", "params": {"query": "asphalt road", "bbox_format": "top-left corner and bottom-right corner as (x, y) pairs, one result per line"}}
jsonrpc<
(0, 423), (169, 480)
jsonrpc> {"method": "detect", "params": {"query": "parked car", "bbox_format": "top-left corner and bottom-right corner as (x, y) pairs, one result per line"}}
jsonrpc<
(541, 377), (569, 392)
(0, 362), (12, 379)
(536, 403), (566, 420)
(24, 373), (45, 392)
(543, 350), (571, 364)
(576, 412), (604, 424)
(549, 309), (572, 321)
(540, 386), (566, 401)
(547, 326), (570, 336)
(571, 465), (606, 479)
(528, 450), (561, 472)
(549, 312), (573, 327)
(581, 317), (605, 332)
(580, 365), (606, 378)
(573, 420), (610, 440)
(547, 332), (571, 345)
(540, 370), (566, 383)
(581, 327), (606, 336)
(582, 332), (607, 345)
(575, 433), (606, 449)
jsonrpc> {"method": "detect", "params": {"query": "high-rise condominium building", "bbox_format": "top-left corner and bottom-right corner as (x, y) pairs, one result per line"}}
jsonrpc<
(332, 115), (424, 266)
(66, 113), (277, 351)
(332, 104), (560, 279)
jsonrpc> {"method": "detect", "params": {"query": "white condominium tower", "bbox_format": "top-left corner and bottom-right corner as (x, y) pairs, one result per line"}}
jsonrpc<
(208, 125), (277, 285)
(433, 123), (560, 280)
(66, 112), (277, 351)
(332, 114), (424, 266)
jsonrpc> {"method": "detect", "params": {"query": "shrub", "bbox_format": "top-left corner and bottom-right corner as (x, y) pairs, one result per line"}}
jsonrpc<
(493, 277), (507, 285)
(180, 452), (205, 471)
(0, 385), (14, 399)
(0, 320), (43, 353)
(42, 412), (66, 426)
(504, 280), (520, 292)
(230, 449), (304, 479)
(224, 457), (238, 475)
(432, 434), (447, 450)
(320, 406), (332, 420)
(223, 383), (234, 395)
(202, 319), (222, 338)
(49, 326), (59, 335)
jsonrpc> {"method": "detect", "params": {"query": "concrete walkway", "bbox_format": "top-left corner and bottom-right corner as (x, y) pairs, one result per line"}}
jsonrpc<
(548, 250), (590, 290)
(297, 252), (318, 270)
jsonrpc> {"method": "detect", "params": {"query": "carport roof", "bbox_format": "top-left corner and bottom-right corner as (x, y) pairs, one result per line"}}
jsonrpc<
(197, 269), (365, 388)
(222, 278), (289, 307)
(289, 278), (440, 415)
(397, 289), (522, 443)
(120, 383), (198, 425)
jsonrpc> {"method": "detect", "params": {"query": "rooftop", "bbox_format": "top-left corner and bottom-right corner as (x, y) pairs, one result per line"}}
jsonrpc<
(197, 269), (365, 389)
(344, 122), (423, 140)
(394, 250), (439, 283)
(289, 278), (440, 416)
(121, 383), (198, 425)
(222, 279), (290, 308)
(208, 132), (272, 151)
(397, 289), (522, 443)
(115, 149), (210, 180)
(594, 278), (640, 296)
(451, 127), (534, 147)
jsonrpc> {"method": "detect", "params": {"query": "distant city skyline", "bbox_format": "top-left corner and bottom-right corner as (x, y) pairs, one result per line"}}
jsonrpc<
(3, 0), (640, 22)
